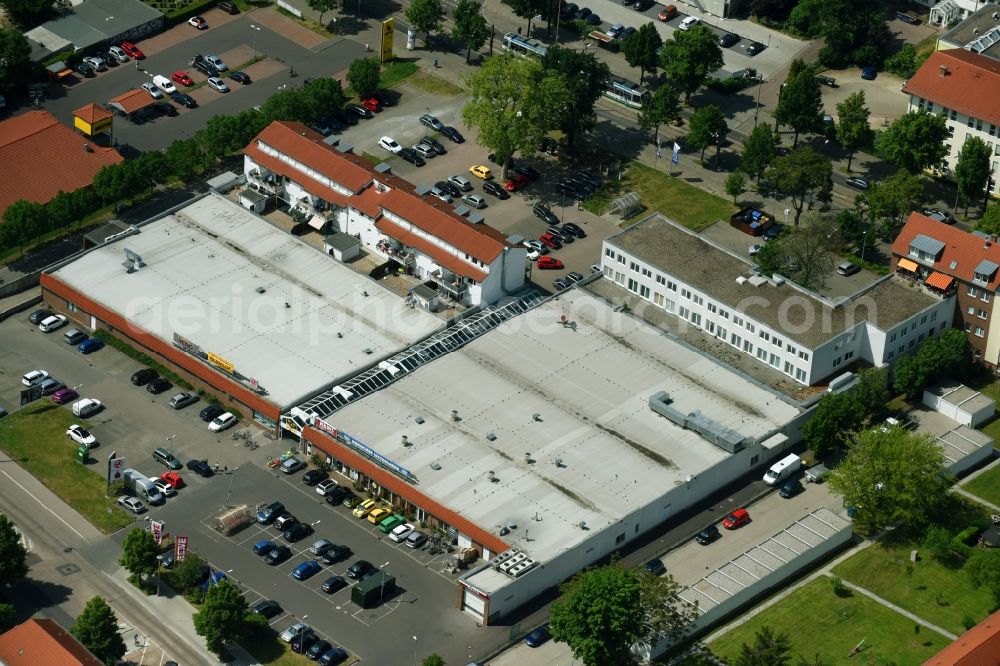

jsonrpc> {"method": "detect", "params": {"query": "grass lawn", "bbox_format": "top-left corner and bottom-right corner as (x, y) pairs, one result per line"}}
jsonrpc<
(582, 162), (735, 232)
(408, 69), (464, 96)
(381, 60), (420, 89)
(962, 463), (1000, 508)
(0, 402), (132, 533)
(832, 544), (995, 635)
(240, 633), (313, 665)
(708, 578), (950, 664)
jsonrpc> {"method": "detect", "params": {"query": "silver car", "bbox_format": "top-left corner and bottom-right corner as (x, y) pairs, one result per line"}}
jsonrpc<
(280, 622), (311, 643)
(462, 194), (486, 209)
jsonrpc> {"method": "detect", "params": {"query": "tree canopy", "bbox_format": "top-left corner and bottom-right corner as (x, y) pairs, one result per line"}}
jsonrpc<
(621, 22), (662, 84)
(803, 367), (888, 457)
(836, 91), (874, 172)
(452, 0), (489, 63)
(347, 57), (381, 99)
(193, 579), (249, 654)
(0, 514), (27, 587)
(965, 548), (1000, 607)
(659, 25), (724, 103)
(828, 427), (952, 535)
(787, 0), (892, 69)
(307, 0), (337, 25)
(975, 202), (1000, 235)
(687, 104), (728, 167)
(462, 53), (569, 178)
(405, 0), (446, 44)
(858, 171), (927, 239)
(541, 46), (610, 149)
(763, 146), (833, 225)
(0, 0), (53, 30)
(955, 136), (992, 215)
(639, 83), (681, 147)
(735, 626), (793, 666)
(781, 213), (839, 289)
(876, 110), (949, 174)
(71, 597), (126, 666)
(892, 329), (973, 399)
(119, 528), (160, 586)
(740, 124), (777, 183)
(774, 69), (823, 146)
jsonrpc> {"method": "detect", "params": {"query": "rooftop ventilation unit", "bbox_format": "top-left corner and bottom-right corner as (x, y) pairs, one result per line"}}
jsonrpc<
(430, 462), (441, 470)
(121, 248), (145, 273)
(648, 391), (748, 453)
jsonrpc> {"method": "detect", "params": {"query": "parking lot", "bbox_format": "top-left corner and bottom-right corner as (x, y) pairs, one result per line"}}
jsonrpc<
(0, 314), (514, 665)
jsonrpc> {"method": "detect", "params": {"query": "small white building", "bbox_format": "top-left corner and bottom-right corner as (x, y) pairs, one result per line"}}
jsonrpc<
(243, 121), (526, 307)
(923, 381), (996, 427)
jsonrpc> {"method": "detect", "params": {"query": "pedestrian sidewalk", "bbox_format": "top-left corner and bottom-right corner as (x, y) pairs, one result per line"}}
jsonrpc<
(835, 576), (957, 639)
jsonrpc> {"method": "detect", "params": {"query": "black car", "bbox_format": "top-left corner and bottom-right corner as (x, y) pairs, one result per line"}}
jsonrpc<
(585, 13), (601, 25)
(284, 522), (314, 543)
(325, 486), (350, 505)
(538, 136), (558, 155)
(532, 203), (559, 225)
(170, 92), (198, 108)
(440, 126), (464, 143)
(483, 180), (510, 199)
(199, 404), (224, 422)
(331, 109), (356, 126)
(346, 104), (372, 119)
(250, 599), (282, 618)
(398, 147), (425, 167)
(264, 545), (292, 565)
(257, 501), (285, 524)
(779, 478), (805, 498)
(229, 71), (251, 84)
(291, 633), (318, 654)
(193, 60), (220, 78)
(560, 180), (590, 199)
(28, 309), (53, 325)
(568, 177), (597, 195)
(548, 225), (575, 243)
(643, 559), (666, 576)
(560, 3), (578, 19)
(130, 368), (158, 385)
(696, 524), (720, 545)
(147, 377), (172, 394)
(719, 33), (740, 48)
(619, 26), (637, 41)
(633, 0), (654, 9)
(346, 559), (375, 579)
(513, 164), (540, 181)
(75, 62), (96, 77)
(815, 74), (838, 88)
(573, 7), (591, 20)
(309, 119), (337, 137)
(562, 222), (586, 238)
(307, 641), (333, 660)
(523, 625), (550, 648)
(154, 102), (178, 117)
(372, 90), (396, 107)
(186, 459), (214, 477)
(319, 544), (351, 565)
(845, 176), (870, 190)
(436, 180), (461, 197)
(322, 575), (347, 593)
(303, 469), (328, 486)
(746, 41), (766, 56)
(419, 136), (446, 155)
(575, 169), (601, 187)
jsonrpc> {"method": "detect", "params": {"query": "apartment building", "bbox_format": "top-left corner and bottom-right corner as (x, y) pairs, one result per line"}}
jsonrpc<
(602, 215), (953, 386)
(901, 48), (1000, 193)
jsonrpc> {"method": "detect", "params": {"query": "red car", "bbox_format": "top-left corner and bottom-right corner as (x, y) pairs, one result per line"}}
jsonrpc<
(51, 388), (78, 405)
(536, 256), (564, 270)
(361, 97), (382, 112)
(722, 508), (750, 529)
(120, 41), (144, 59)
(504, 173), (529, 191)
(172, 71), (194, 86)
(161, 471), (185, 489)
(658, 5), (678, 21)
(538, 233), (562, 250)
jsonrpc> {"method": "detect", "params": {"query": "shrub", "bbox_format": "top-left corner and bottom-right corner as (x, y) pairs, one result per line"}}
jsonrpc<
(830, 576), (850, 597)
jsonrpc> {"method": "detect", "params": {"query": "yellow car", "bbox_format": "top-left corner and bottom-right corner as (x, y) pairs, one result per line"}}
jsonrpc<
(367, 507), (392, 525)
(352, 498), (377, 518)
(469, 165), (492, 180)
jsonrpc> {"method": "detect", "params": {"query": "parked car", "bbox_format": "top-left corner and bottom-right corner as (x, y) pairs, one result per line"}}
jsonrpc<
(291, 633), (318, 654)
(469, 165), (492, 180)
(22, 369), (49, 387)
(548, 226), (575, 243)
(291, 560), (322, 580)
(441, 126), (464, 143)
(449, 174), (473, 192)
(168, 392), (198, 409)
(779, 478), (804, 498)
(860, 65), (877, 80)
(633, 0), (654, 9)
(253, 539), (277, 556)
(513, 164), (540, 181)
(318, 647), (348, 665)
(367, 507), (392, 525)
(170, 92), (197, 108)
(188, 16), (207, 29)
(419, 136), (446, 155)
(207, 77), (230, 93)
(483, 180), (509, 199)
(347, 104), (372, 119)
(280, 622), (311, 643)
(696, 524), (720, 545)
(398, 147), (426, 167)
(66, 425), (97, 448)
(153, 448), (182, 470)
(83, 56), (106, 72)
(413, 143), (436, 158)
(658, 5), (678, 20)
(836, 261), (860, 276)
(428, 186), (452, 203)
(405, 531), (428, 548)
(378, 136), (402, 153)
(121, 41), (144, 59)
(108, 46), (130, 63)
(257, 501), (285, 524)
(75, 62), (96, 78)
(52, 388), (79, 405)
(523, 625), (550, 648)
(199, 404), (224, 422)
(250, 599), (282, 618)
(679, 16), (701, 30)
(924, 209), (957, 225)
(532, 203), (559, 225)
(186, 459), (214, 477)
(536, 256), (564, 270)
(463, 194), (487, 209)
(318, 544), (351, 564)
(722, 508), (750, 529)
(161, 471), (184, 488)
(280, 457), (307, 474)
(361, 97), (381, 112)
(28, 309), (53, 325)
(152, 477), (178, 498)
(283, 522), (314, 543)
(346, 559), (374, 579)
(230, 71), (251, 84)
(266, 545), (292, 565)
(720, 33), (740, 48)
(208, 412), (236, 432)
(504, 174), (529, 192)
(118, 496), (145, 514)
(153, 102), (178, 117)
(419, 113), (444, 131)
(322, 575), (347, 593)
(435, 180), (461, 197)
(643, 559), (666, 576)
(562, 222), (586, 238)
(389, 523), (415, 542)
(845, 176), (869, 190)
(566, 271), (584, 283)
(307, 640), (333, 660)
(746, 41), (767, 56)
(553, 278), (570, 291)
(146, 378), (171, 394)
(303, 469), (328, 486)
(40, 378), (65, 395)
(39, 314), (68, 333)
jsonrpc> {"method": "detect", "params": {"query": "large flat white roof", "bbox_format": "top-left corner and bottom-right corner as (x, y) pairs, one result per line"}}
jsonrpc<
(49, 194), (443, 407)
(321, 288), (802, 583)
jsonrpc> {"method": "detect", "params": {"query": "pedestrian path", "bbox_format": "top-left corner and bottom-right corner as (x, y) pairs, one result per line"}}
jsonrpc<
(830, 575), (957, 640)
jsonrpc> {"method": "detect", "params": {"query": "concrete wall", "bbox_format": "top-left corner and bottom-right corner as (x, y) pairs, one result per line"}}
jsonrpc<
(947, 440), (995, 477)
(0, 270), (42, 299)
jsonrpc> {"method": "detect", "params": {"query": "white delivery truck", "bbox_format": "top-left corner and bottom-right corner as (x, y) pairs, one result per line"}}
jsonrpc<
(763, 453), (802, 486)
(123, 468), (165, 505)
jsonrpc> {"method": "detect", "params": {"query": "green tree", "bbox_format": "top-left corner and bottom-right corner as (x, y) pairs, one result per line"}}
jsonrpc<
(735, 626), (792, 666)
(307, 0), (337, 25)
(687, 104), (728, 167)
(422, 655), (446, 666)
(955, 136), (992, 215)
(740, 124), (777, 184)
(0, 0), (53, 30)
(876, 110), (949, 174)
(541, 46), (610, 149)
(0, 514), (28, 587)
(782, 213), (839, 289)
(452, 0), (488, 64)
(788, 0), (891, 69)
(836, 91), (874, 172)
(164, 138), (210, 180)
(726, 172), (747, 205)
(462, 53), (569, 179)
(829, 428), (952, 535)
(508, 0), (548, 33)
(0, 26), (39, 98)
(892, 329), (973, 398)
(753, 239), (786, 277)
(638, 83), (681, 147)
(774, 70), (823, 147)
(193, 579), (249, 654)
(171, 551), (208, 593)
(0, 199), (45, 251)
(750, 0), (797, 21)
(119, 528), (160, 587)
(405, 0), (446, 45)
(884, 43), (922, 78)
(620, 22), (662, 84)
(347, 57), (381, 99)
(763, 146), (833, 225)
(859, 171), (927, 239)
(922, 525), (956, 563)
(976, 202), (1000, 235)
(0, 603), (14, 633)
(965, 547), (1000, 607)
(659, 24), (724, 103)
(71, 596), (126, 666)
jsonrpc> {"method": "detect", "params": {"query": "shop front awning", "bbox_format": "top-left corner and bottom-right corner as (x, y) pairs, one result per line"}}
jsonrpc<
(897, 258), (918, 272)
(925, 272), (954, 291)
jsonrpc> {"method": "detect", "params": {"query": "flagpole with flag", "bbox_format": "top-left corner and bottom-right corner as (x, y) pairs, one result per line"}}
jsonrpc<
(671, 142), (681, 166)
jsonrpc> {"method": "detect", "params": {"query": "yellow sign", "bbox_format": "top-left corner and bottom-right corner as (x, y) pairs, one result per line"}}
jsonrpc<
(207, 352), (234, 374)
(380, 18), (394, 64)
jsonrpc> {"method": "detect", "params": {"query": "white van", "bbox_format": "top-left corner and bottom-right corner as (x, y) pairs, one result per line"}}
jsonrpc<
(72, 398), (103, 417)
(124, 469), (164, 505)
(152, 74), (176, 94)
(763, 453), (802, 486)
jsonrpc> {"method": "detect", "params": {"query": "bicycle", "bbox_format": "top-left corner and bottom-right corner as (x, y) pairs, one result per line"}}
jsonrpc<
(246, 441), (259, 450)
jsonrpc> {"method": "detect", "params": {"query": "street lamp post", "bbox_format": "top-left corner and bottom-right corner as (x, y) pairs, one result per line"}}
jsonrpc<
(166, 434), (175, 455)
(412, 635), (417, 666)
(299, 614), (309, 651)
(250, 24), (261, 60)
(224, 466), (240, 509)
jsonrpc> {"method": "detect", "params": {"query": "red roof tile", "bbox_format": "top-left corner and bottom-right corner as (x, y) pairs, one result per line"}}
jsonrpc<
(348, 184), (383, 219)
(72, 103), (113, 125)
(244, 142), (350, 208)
(245, 121), (372, 192)
(376, 217), (489, 282)
(0, 618), (103, 666)
(892, 211), (1000, 289)
(107, 89), (157, 114)
(0, 111), (123, 218)
(924, 608), (1000, 666)
(902, 49), (1000, 127)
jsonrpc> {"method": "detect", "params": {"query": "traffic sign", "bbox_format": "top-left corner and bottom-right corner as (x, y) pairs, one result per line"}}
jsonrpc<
(108, 457), (125, 484)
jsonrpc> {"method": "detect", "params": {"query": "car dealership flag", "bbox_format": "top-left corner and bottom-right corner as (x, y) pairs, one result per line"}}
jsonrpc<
(671, 142), (681, 165)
